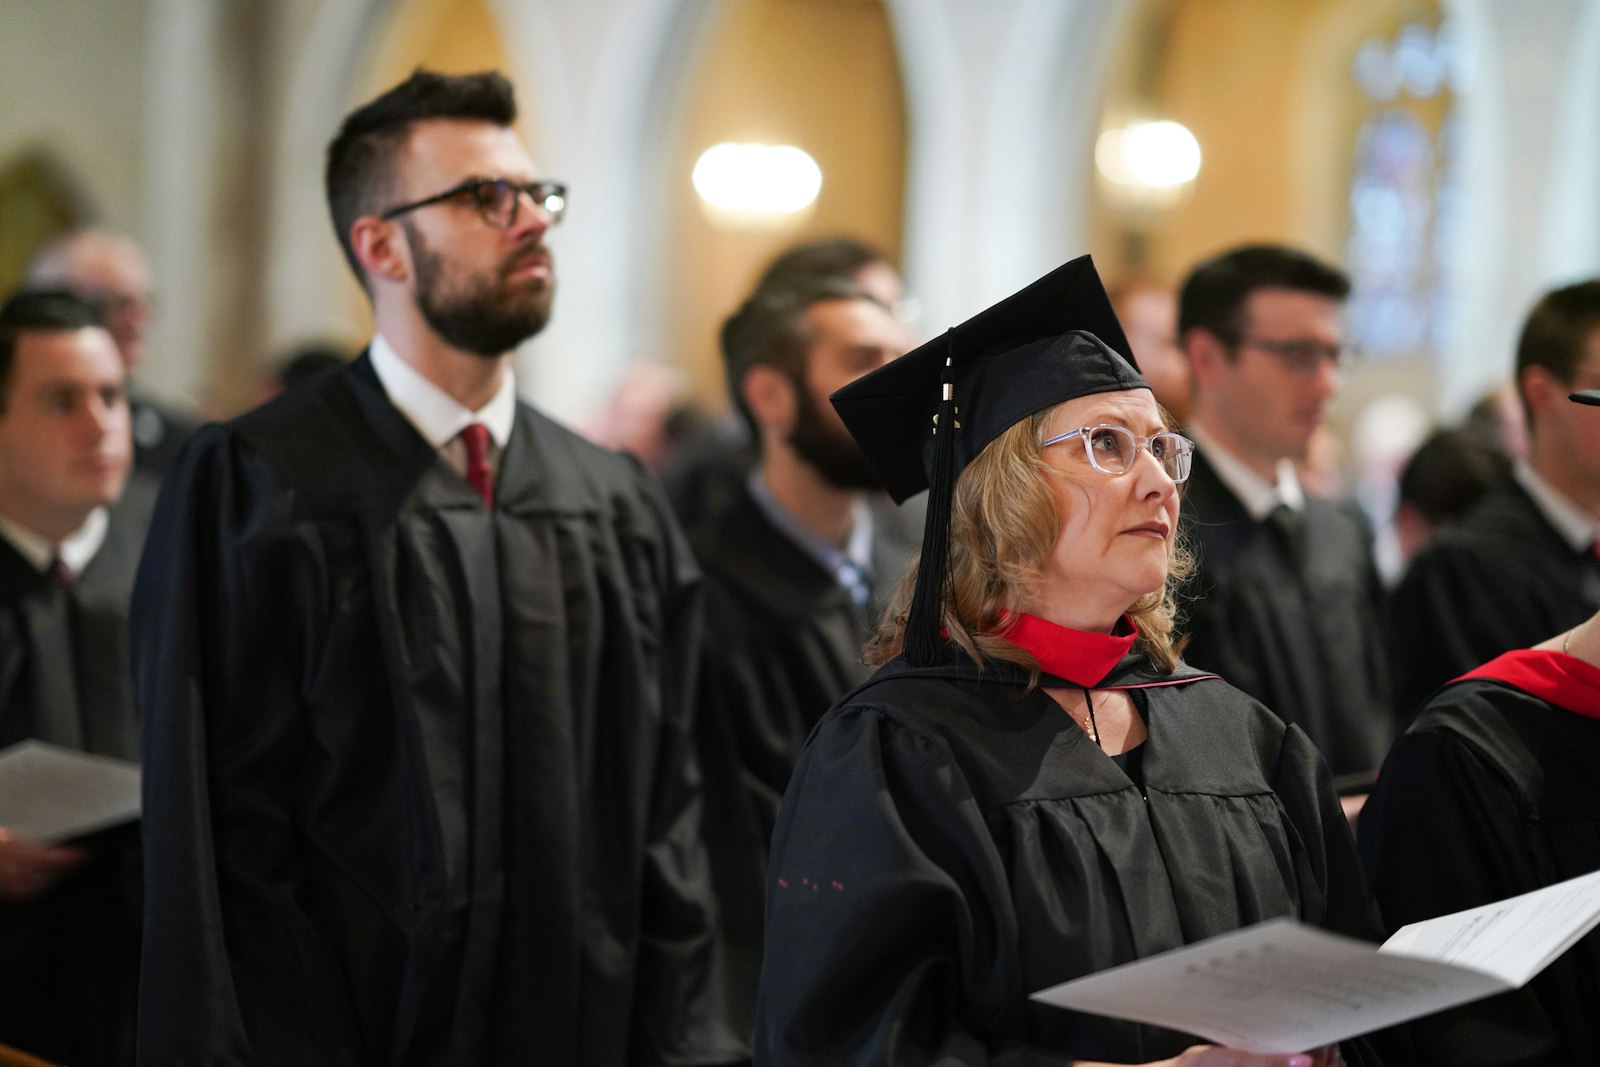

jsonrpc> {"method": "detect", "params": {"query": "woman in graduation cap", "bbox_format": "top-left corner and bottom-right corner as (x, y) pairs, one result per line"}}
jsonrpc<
(754, 258), (1386, 1066)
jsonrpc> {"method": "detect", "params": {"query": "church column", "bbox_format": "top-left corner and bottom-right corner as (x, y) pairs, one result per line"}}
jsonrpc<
(140, 0), (225, 408)
(493, 0), (725, 425)
(883, 0), (1129, 330)
(1444, 0), (1599, 414)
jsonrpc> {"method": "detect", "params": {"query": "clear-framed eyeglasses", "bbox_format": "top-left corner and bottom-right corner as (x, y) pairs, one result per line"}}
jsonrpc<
(380, 177), (568, 229)
(1041, 424), (1194, 483)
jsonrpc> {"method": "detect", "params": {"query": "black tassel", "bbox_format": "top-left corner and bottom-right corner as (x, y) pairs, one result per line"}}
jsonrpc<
(905, 333), (958, 666)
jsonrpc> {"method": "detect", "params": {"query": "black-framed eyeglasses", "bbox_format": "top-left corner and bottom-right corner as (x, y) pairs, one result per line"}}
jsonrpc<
(380, 177), (568, 229)
(1041, 424), (1194, 483)
(1223, 334), (1357, 376)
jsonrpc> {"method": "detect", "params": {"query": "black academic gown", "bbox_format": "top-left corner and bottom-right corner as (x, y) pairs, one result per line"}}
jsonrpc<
(1179, 448), (1393, 775)
(132, 354), (739, 1066)
(690, 483), (913, 1036)
(0, 494), (148, 1066)
(1388, 480), (1600, 717)
(1359, 664), (1600, 1066)
(129, 389), (201, 475)
(756, 650), (1387, 1065)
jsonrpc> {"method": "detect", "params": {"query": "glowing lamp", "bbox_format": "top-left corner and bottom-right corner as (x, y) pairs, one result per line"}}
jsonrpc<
(692, 142), (822, 230)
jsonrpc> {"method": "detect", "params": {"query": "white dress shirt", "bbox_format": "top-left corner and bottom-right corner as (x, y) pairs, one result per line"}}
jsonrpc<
(1515, 461), (1600, 553)
(0, 506), (108, 578)
(1187, 421), (1305, 521)
(368, 333), (517, 479)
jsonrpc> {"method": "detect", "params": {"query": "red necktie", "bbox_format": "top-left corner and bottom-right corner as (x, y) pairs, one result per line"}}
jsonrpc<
(48, 556), (74, 587)
(460, 423), (494, 506)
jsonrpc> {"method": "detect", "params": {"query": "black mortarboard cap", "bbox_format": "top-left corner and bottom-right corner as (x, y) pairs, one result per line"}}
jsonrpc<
(831, 255), (1148, 665)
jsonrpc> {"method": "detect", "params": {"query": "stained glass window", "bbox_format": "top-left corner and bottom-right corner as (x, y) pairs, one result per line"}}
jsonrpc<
(1344, 16), (1465, 361)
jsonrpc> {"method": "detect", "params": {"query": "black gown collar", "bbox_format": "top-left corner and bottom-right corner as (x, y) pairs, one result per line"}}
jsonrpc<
(842, 641), (1217, 707)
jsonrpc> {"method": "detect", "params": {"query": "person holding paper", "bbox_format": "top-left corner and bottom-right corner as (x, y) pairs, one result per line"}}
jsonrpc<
(0, 290), (147, 1065)
(756, 258), (1380, 1066)
(1359, 387), (1600, 1066)
(25, 229), (200, 476)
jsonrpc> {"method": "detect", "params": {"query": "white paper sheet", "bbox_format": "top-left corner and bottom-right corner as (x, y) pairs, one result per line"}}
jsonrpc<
(1381, 868), (1600, 987)
(0, 739), (141, 843)
(1031, 868), (1600, 1054)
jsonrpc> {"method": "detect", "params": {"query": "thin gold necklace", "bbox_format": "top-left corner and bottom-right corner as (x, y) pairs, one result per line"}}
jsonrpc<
(1077, 686), (1100, 744)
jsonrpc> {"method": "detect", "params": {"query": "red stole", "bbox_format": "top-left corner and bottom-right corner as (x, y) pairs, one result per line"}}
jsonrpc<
(993, 612), (1138, 688)
(1458, 649), (1600, 719)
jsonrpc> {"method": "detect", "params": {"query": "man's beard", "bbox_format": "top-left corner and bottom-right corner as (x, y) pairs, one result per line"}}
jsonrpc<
(405, 220), (553, 357)
(788, 379), (883, 491)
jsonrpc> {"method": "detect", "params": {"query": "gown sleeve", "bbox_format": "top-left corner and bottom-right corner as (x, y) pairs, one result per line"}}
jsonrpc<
(1268, 724), (1400, 1067)
(1359, 724), (1564, 1066)
(624, 461), (749, 1065)
(1268, 724), (1385, 941)
(132, 428), (366, 1064)
(755, 703), (1074, 1067)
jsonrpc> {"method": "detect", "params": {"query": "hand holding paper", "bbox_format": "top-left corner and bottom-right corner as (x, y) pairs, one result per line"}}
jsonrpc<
(0, 739), (141, 844)
(1033, 868), (1600, 1054)
(0, 827), (88, 902)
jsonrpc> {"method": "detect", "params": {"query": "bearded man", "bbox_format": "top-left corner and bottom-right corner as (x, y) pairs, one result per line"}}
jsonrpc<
(132, 70), (740, 1065)
(688, 276), (911, 1038)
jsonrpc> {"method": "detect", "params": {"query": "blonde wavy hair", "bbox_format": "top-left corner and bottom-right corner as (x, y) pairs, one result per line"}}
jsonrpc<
(864, 406), (1192, 674)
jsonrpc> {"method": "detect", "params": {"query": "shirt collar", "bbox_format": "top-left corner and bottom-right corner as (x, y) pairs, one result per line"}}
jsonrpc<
(369, 333), (516, 450)
(1514, 461), (1600, 552)
(747, 471), (875, 582)
(1187, 421), (1304, 521)
(0, 506), (108, 575)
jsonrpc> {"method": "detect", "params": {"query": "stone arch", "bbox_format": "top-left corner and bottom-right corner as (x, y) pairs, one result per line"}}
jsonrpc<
(492, 0), (729, 420)
(0, 147), (90, 295)
(1538, 0), (1600, 284)
(264, 0), (402, 357)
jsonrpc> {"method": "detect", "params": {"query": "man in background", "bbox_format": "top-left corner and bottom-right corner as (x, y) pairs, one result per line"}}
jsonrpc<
(662, 235), (905, 528)
(1391, 427), (1510, 568)
(0, 290), (144, 1066)
(752, 235), (905, 310)
(134, 69), (738, 1064)
(27, 229), (200, 473)
(692, 275), (910, 1035)
(1391, 279), (1600, 715)
(1177, 244), (1392, 779)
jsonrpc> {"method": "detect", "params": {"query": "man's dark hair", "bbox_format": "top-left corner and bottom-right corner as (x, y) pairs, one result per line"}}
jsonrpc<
(325, 69), (517, 285)
(0, 289), (106, 412)
(1514, 280), (1600, 412)
(1177, 244), (1350, 346)
(720, 276), (878, 440)
(1398, 427), (1511, 525)
(753, 237), (892, 296)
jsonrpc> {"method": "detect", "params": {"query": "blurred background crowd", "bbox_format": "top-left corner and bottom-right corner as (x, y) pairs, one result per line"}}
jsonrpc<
(4, 0), (1597, 560)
